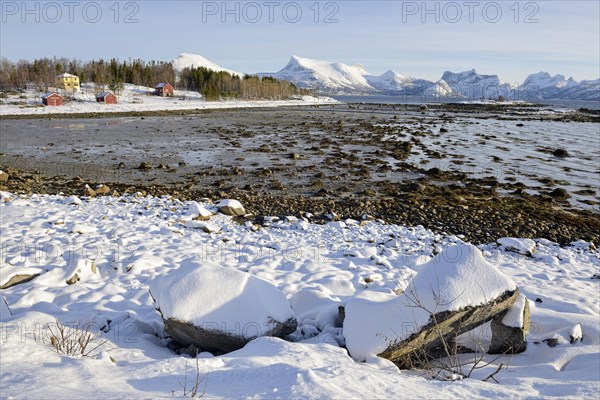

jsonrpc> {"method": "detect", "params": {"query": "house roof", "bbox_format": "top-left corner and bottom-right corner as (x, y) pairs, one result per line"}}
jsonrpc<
(155, 83), (171, 88)
(55, 73), (78, 78)
(42, 92), (61, 99)
(97, 91), (114, 98)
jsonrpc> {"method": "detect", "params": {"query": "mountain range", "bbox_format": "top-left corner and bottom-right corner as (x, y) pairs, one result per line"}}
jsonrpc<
(172, 53), (600, 101)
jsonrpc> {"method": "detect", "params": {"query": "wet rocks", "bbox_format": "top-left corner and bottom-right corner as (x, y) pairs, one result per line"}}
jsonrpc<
(138, 162), (152, 171)
(553, 148), (570, 158)
(549, 188), (570, 200)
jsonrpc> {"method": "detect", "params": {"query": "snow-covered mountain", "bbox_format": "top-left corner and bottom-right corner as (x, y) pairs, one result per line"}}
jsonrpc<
(364, 70), (433, 94)
(173, 53), (598, 100)
(439, 69), (514, 99)
(259, 55), (374, 94)
(171, 53), (244, 77)
(423, 79), (457, 97)
(520, 72), (598, 100)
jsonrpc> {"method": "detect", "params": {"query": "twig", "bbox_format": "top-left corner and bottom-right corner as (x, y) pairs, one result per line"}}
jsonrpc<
(2, 296), (13, 316)
(483, 363), (506, 383)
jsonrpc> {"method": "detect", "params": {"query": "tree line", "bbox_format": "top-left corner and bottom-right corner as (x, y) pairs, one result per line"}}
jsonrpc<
(178, 66), (307, 100)
(0, 57), (308, 100)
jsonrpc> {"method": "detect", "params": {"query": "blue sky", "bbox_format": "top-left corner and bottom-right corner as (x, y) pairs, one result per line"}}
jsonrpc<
(1, 0), (599, 83)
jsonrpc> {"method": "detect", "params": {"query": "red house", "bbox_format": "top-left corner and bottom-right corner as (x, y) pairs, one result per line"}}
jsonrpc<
(96, 91), (117, 104)
(155, 83), (174, 97)
(41, 92), (63, 106)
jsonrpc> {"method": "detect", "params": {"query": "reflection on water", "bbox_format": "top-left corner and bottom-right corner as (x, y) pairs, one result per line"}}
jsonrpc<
(49, 119), (124, 130)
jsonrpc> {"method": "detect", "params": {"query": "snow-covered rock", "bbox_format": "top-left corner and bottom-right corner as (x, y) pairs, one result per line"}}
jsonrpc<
(343, 244), (518, 364)
(186, 201), (213, 220)
(150, 262), (297, 353)
(218, 199), (246, 216)
(489, 293), (530, 354)
(497, 237), (537, 256)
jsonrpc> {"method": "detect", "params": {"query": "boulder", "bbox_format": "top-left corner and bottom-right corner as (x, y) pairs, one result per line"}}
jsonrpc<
(186, 202), (213, 221)
(150, 262), (297, 353)
(64, 254), (98, 285)
(82, 184), (96, 197)
(540, 323), (583, 347)
(184, 220), (221, 234)
(138, 162), (152, 171)
(0, 171), (8, 182)
(0, 273), (41, 290)
(497, 238), (536, 257)
(94, 184), (111, 195)
(343, 244), (519, 368)
(218, 199), (246, 216)
(489, 293), (530, 354)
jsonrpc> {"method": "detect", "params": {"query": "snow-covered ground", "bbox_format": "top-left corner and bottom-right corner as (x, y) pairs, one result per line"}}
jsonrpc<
(0, 83), (337, 116)
(1, 192), (598, 398)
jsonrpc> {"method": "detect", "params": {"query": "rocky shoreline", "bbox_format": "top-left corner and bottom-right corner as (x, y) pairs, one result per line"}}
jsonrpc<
(1, 166), (598, 245)
(1, 103), (598, 245)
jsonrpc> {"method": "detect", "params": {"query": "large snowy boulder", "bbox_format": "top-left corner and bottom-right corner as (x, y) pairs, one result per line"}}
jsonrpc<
(343, 244), (518, 367)
(150, 262), (297, 353)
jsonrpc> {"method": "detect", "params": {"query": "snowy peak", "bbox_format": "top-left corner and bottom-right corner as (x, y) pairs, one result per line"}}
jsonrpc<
(523, 71), (578, 89)
(437, 69), (512, 99)
(519, 71), (596, 100)
(171, 53), (243, 77)
(364, 69), (432, 93)
(260, 56), (598, 100)
(263, 55), (374, 93)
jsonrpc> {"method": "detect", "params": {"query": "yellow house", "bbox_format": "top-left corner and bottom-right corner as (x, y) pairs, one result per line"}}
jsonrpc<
(55, 73), (80, 91)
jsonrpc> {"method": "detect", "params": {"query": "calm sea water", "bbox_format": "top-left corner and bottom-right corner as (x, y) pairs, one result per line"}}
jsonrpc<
(333, 95), (600, 110)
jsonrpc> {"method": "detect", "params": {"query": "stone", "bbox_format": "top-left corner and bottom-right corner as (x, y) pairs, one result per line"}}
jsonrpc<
(0, 171), (9, 182)
(186, 202), (213, 221)
(94, 184), (110, 195)
(343, 244), (519, 368)
(64, 254), (98, 285)
(497, 238), (536, 257)
(138, 162), (152, 171)
(488, 293), (530, 354)
(150, 263), (297, 354)
(379, 289), (519, 368)
(82, 184), (96, 197)
(549, 188), (570, 200)
(218, 199), (246, 216)
(553, 148), (569, 158)
(0, 273), (41, 290)
(184, 220), (221, 234)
